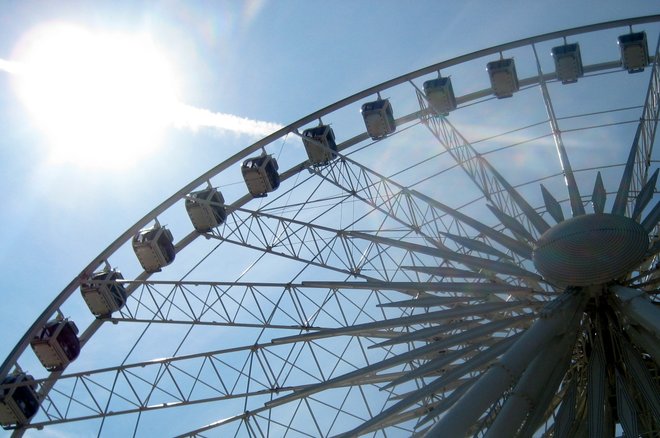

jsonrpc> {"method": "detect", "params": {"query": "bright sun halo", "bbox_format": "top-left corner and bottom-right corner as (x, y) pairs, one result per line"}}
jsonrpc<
(14, 23), (179, 168)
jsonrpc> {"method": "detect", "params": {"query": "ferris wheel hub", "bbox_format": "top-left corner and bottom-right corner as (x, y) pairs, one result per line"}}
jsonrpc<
(532, 213), (648, 287)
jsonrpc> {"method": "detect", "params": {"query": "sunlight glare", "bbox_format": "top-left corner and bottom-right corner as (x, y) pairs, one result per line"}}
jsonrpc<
(14, 24), (179, 168)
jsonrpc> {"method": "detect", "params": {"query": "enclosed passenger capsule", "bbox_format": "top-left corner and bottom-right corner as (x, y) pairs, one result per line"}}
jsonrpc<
(302, 125), (338, 166)
(423, 77), (457, 115)
(186, 188), (227, 232)
(241, 154), (280, 197)
(618, 31), (649, 73)
(487, 58), (519, 98)
(30, 319), (81, 371)
(551, 43), (583, 84)
(361, 99), (395, 140)
(0, 373), (39, 428)
(132, 224), (175, 273)
(80, 270), (127, 317)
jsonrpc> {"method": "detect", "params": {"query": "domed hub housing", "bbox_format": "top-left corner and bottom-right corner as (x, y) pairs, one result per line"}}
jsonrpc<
(533, 213), (648, 287)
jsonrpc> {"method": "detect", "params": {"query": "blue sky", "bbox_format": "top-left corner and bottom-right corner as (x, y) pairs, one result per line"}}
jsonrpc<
(0, 1), (659, 436)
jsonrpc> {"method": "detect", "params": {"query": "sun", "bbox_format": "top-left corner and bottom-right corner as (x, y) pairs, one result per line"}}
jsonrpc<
(13, 23), (179, 168)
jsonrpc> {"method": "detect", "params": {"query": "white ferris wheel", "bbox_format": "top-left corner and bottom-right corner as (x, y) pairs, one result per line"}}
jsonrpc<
(1, 14), (660, 438)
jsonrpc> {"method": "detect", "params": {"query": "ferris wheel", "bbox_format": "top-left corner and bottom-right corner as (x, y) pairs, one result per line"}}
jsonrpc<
(2, 14), (660, 437)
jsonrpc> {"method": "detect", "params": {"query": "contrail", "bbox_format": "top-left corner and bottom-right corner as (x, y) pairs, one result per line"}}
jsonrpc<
(0, 59), (25, 75)
(173, 104), (283, 137)
(0, 57), (283, 138)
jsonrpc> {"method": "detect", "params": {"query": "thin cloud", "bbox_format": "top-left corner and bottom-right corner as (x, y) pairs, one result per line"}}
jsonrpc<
(173, 103), (283, 137)
(0, 58), (24, 75)
(0, 57), (283, 138)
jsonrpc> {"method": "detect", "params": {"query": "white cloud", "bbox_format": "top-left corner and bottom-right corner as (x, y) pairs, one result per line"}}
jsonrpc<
(173, 103), (283, 137)
(0, 58), (24, 74)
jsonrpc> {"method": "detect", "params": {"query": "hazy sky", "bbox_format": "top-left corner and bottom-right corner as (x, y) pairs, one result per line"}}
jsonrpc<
(0, 1), (658, 436)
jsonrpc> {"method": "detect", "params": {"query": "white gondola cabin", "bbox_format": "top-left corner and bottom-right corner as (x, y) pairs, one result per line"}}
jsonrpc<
(361, 99), (396, 140)
(0, 373), (39, 428)
(132, 224), (175, 273)
(487, 58), (519, 98)
(618, 31), (649, 73)
(423, 77), (457, 115)
(30, 319), (80, 371)
(186, 188), (227, 232)
(551, 43), (583, 84)
(80, 270), (127, 317)
(241, 154), (280, 197)
(302, 125), (338, 166)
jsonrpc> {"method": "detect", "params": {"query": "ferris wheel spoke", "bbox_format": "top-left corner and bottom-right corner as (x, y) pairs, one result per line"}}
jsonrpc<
(211, 217), (437, 284)
(629, 33), (660, 202)
(618, 336), (660, 421)
(120, 282), (317, 329)
(591, 171), (608, 215)
(35, 308), (418, 430)
(437, 230), (513, 259)
(410, 189), (534, 259)
(414, 377), (478, 427)
(311, 158), (452, 248)
(641, 199), (660, 232)
(401, 265), (491, 279)
(485, 204), (537, 243)
(368, 319), (485, 349)
(311, 153), (535, 264)
(541, 184), (566, 223)
(114, 281), (428, 336)
(349, 231), (543, 281)
(614, 125), (644, 217)
(338, 333), (521, 437)
(27, 332), (406, 431)
(305, 280), (541, 297)
(272, 300), (534, 346)
(378, 316), (534, 391)
(482, 318), (579, 437)
(290, 150), (546, 291)
(610, 285), (660, 339)
(428, 291), (586, 437)
(213, 198), (547, 295)
(265, 339), (490, 434)
(415, 88), (550, 238)
(550, 379), (579, 438)
(531, 43), (585, 218)
(612, 38), (660, 218)
(512, 362), (574, 437)
(480, 159), (551, 235)
(632, 168), (659, 220)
